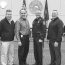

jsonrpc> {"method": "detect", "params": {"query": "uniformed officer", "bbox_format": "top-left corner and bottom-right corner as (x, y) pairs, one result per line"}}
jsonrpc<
(32, 11), (46, 65)
(15, 5), (30, 65)
(47, 10), (63, 65)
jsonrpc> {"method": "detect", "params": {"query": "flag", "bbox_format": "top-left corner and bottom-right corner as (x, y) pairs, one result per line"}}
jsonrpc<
(44, 0), (49, 21)
(23, 0), (26, 7)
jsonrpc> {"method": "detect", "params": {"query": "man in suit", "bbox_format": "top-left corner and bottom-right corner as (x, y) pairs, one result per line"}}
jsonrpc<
(15, 5), (30, 65)
(0, 10), (15, 65)
(32, 11), (46, 65)
(47, 10), (64, 65)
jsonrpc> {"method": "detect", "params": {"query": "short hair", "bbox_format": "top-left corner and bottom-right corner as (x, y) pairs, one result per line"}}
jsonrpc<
(19, 9), (27, 15)
(53, 10), (57, 11)
(52, 10), (58, 15)
(6, 9), (12, 12)
(52, 10), (58, 13)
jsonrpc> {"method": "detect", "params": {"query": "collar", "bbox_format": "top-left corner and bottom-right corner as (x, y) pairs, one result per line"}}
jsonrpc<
(5, 17), (12, 24)
(51, 17), (58, 21)
(20, 18), (26, 21)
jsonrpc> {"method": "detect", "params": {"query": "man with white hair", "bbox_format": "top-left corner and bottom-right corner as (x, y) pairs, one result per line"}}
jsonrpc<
(47, 10), (64, 65)
(15, 5), (30, 65)
(32, 10), (46, 65)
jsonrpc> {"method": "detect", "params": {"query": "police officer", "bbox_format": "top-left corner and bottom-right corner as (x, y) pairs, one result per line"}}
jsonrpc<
(32, 11), (46, 65)
(47, 10), (63, 65)
(15, 5), (30, 65)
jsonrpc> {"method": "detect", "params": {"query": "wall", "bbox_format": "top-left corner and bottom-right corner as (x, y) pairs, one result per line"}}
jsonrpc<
(0, 0), (65, 28)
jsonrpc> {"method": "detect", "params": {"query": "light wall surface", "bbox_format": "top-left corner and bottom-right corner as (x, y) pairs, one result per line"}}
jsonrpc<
(0, 0), (65, 28)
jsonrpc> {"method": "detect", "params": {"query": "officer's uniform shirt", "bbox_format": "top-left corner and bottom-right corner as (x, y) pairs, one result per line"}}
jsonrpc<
(15, 18), (30, 41)
(32, 17), (46, 39)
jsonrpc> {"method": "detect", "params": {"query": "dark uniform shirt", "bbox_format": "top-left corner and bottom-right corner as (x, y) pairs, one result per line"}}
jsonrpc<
(32, 17), (46, 39)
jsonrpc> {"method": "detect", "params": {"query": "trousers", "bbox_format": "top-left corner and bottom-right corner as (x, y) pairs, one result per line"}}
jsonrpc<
(33, 37), (44, 65)
(49, 40), (61, 65)
(18, 35), (29, 65)
(1, 41), (14, 65)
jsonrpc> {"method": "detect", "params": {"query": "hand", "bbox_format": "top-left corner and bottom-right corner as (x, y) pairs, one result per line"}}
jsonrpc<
(21, 35), (23, 38)
(54, 42), (58, 47)
(18, 42), (22, 46)
(39, 39), (43, 42)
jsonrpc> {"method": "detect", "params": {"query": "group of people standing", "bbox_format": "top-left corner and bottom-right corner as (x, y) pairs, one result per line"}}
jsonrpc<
(0, 4), (64, 65)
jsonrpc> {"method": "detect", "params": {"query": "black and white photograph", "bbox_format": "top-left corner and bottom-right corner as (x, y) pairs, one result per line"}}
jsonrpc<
(0, 0), (65, 65)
